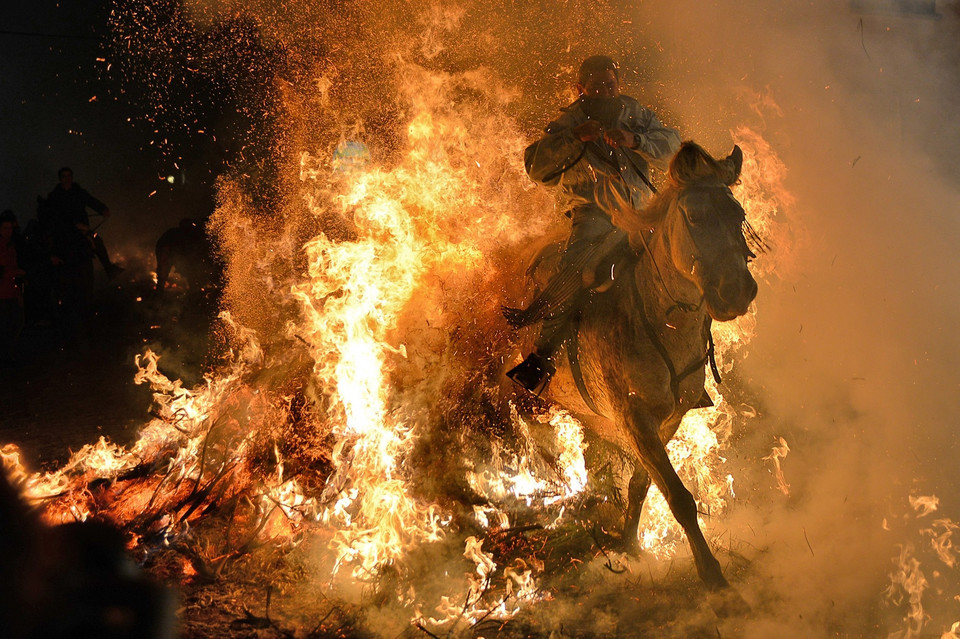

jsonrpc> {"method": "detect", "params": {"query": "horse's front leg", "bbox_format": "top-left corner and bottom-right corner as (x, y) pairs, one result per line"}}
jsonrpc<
(622, 412), (685, 553)
(624, 401), (737, 598)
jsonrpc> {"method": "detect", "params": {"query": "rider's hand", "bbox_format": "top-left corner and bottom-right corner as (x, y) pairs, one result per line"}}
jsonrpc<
(604, 129), (636, 148)
(573, 120), (604, 142)
(51, 256), (63, 266)
(75, 223), (90, 233)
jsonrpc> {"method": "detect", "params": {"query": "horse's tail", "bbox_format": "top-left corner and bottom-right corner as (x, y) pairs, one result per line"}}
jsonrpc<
(501, 305), (529, 328)
(502, 248), (596, 329)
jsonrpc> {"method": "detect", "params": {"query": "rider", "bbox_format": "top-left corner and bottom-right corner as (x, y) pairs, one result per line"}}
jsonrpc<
(44, 167), (123, 280)
(505, 55), (681, 394)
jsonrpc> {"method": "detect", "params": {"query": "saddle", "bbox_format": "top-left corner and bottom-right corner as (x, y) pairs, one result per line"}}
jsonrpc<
(503, 229), (634, 329)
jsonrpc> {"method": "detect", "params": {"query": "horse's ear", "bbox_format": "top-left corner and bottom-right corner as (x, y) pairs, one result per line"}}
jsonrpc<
(720, 145), (743, 185)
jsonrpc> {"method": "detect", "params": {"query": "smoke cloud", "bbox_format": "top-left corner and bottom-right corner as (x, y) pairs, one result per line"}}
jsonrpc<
(640, 2), (960, 636)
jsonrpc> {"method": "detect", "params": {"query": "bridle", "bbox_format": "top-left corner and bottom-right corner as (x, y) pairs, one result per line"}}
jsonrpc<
(632, 182), (750, 316)
(619, 183), (748, 407)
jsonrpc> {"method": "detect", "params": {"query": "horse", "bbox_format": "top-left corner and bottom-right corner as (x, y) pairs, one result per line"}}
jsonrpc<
(155, 217), (223, 296)
(513, 141), (758, 603)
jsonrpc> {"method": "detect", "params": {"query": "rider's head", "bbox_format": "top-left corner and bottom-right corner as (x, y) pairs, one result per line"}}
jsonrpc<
(58, 167), (74, 190)
(576, 55), (620, 98)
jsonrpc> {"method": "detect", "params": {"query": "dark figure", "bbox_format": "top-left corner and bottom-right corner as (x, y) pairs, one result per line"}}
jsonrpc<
(0, 468), (176, 638)
(505, 56), (681, 394)
(44, 166), (123, 280)
(19, 214), (59, 327)
(155, 217), (222, 296)
(152, 218), (224, 379)
(0, 210), (26, 363)
(39, 168), (122, 344)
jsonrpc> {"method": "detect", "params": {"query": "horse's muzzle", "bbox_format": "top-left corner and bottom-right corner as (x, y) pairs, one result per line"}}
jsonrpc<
(705, 274), (758, 321)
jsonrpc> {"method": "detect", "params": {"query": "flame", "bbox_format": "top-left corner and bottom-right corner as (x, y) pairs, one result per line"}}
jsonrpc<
(421, 536), (542, 631)
(911, 494), (941, 518)
(885, 543), (930, 637)
(287, 62), (551, 581)
(923, 519), (959, 569)
(465, 404), (587, 515)
(886, 494), (960, 638)
(762, 436), (791, 496)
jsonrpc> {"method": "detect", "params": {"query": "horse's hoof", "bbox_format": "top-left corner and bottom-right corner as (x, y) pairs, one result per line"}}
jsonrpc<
(706, 585), (750, 618)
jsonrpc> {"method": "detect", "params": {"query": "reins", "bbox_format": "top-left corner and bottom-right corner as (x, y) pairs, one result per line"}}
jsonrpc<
(630, 222), (703, 316)
(634, 275), (721, 407)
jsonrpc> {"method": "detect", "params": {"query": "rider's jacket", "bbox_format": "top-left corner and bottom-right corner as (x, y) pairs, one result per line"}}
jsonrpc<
(523, 95), (680, 244)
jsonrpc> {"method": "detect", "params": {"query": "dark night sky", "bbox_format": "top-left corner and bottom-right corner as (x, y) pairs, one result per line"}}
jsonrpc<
(1, 0), (214, 254)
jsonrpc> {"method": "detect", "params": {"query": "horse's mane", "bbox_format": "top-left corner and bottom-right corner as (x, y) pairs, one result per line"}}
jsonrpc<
(668, 141), (739, 187)
(612, 141), (742, 237)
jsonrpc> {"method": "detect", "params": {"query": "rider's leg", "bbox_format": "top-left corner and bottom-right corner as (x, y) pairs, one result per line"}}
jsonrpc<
(506, 213), (612, 394)
(506, 294), (582, 394)
(91, 233), (124, 279)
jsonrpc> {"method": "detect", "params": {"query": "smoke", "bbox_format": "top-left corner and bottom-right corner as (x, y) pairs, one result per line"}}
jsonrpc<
(634, 1), (960, 636)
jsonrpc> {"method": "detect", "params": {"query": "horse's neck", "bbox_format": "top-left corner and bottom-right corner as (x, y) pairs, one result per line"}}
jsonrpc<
(635, 228), (703, 331)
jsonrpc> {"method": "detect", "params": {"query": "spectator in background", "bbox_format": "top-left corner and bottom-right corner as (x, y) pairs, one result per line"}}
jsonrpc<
(40, 167), (123, 346)
(44, 167), (123, 280)
(0, 210), (26, 364)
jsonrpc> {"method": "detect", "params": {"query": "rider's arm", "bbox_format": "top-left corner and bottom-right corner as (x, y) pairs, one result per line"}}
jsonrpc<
(626, 108), (681, 171)
(523, 119), (586, 186)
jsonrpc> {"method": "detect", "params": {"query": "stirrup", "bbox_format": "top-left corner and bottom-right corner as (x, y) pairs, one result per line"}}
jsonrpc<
(506, 352), (556, 396)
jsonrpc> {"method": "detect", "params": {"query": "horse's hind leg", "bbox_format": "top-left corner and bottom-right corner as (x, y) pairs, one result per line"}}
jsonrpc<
(623, 412), (683, 552)
(622, 466), (650, 553)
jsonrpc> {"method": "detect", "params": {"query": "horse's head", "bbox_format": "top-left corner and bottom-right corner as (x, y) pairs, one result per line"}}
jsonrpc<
(659, 142), (758, 321)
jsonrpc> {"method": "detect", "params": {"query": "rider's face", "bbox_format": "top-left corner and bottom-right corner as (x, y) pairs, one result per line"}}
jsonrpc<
(577, 70), (620, 98)
(59, 171), (74, 190)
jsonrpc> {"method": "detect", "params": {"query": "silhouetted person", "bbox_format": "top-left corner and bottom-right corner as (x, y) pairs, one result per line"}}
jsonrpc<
(44, 166), (123, 280)
(40, 167), (122, 345)
(20, 212), (59, 328)
(0, 210), (26, 364)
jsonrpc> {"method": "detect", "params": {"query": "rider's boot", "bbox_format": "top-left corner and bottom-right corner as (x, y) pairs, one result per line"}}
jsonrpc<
(506, 350), (556, 396)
